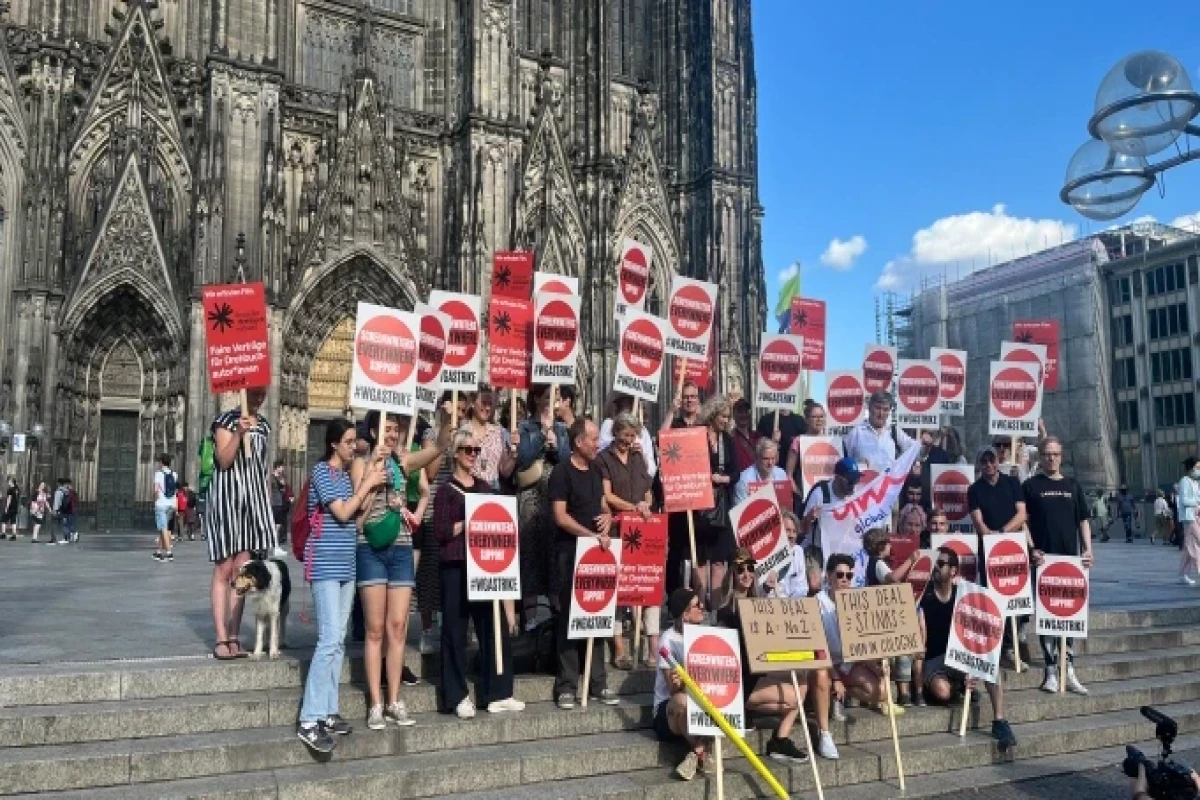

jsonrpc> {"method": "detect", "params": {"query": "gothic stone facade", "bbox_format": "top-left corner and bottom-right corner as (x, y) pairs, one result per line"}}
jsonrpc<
(0, 0), (765, 525)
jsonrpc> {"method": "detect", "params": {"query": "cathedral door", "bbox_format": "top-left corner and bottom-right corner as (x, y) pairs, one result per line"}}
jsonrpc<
(96, 412), (139, 529)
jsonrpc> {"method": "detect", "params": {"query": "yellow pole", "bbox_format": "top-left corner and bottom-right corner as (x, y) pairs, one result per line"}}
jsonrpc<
(657, 648), (789, 800)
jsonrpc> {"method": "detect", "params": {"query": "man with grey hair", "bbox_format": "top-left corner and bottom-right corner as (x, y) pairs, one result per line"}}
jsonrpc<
(733, 437), (789, 506)
(842, 390), (916, 476)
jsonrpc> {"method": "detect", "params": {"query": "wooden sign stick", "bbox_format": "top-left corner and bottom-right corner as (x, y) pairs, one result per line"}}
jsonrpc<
(676, 358), (689, 401)
(773, 410), (780, 435)
(631, 608), (642, 665)
(882, 660), (906, 791)
(791, 670), (825, 800)
(451, 389), (459, 429)
(632, 397), (641, 423)
(406, 413), (417, 450)
(714, 736), (725, 800)
(493, 600), (504, 676)
(580, 638), (594, 708)
(1010, 436), (1018, 467)
(1011, 617), (1023, 672)
(958, 684), (972, 737)
(686, 510), (699, 590)
(510, 391), (518, 437)
(1058, 637), (1067, 693)
(240, 390), (253, 456)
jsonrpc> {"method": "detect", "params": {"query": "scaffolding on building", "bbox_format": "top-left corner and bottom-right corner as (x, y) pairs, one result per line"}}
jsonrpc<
(874, 292), (913, 353)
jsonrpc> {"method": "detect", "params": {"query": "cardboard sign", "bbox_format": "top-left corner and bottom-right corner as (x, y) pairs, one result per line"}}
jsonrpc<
(789, 297), (826, 371)
(1013, 320), (1060, 390)
(567, 537), (622, 640)
(413, 304), (450, 412)
(931, 533), (979, 584)
(684, 625), (745, 737)
(987, 361), (1042, 437)
(202, 282), (270, 393)
(835, 583), (923, 662)
(430, 291), (482, 391)
(665, 276), (718, 360)
(615, 238), (653, 320)
(465, 495), (521, 600)
(931, 347), (967, 416)
(614, 311), (667, 401)
(862, 344), (897, 395)
(533, 272), (578, 296)
(982, 533), (1033, 615)
(896, 359), (941, 429)
(491, 251), (534, 299)
(672, 329), (715, 391)
(738, 596), (832, 673)
(532, 293), (580, 384)
(1035, 556), (1089, 638)
(748, 479), (794, 512)
(756, 334), (805, 411)
(349, 302), (419, 416)
(730, 484), (791, 585)
(1001, 340), (1048, 388)
(796, 436), (842, 498)
(907, 549), (935, 600)
(826, 370), (866, 436)
(616, 513), (667, 607)
(487, 296), (533, 390)
(659, 427), (714, 513)
(944, 581), (1006, 684)
(931, 465), (973, 532)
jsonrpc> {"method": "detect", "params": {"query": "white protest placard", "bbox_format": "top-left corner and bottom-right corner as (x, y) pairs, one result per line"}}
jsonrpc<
(664, 276), (718, 360)
(615, 238), (653, 321)
(533, 272), (579, 296)
(982, 533), (1033, 615)
(896, 359), (941, 429)
(825, 370), (866, 436)
(613, 311), (667, 401)
(465, 494), (521, 600)
(931, 533), (979, 584)
(349, 302), (419, 416)
(531, 292), (580, 384)
(987, 361), (1042, 438)
(11, 434), (25, 453)
(931, 465), (973, 532)
(755, 334), (804, 411)
(684, 624), (745, 737)
(862, 344), (897, 395)
(931, 347), (967, 416)
(567, 537), (622, 640)
(730, 483), (792, 586)
(1001, 340), (1048, 388)
(1035, 555), (1089, 638)
(796, 436), (843, 498)
(429, 290), (482, 390)
(944, 581), (1006, 684)
(413, 303), (451, 412)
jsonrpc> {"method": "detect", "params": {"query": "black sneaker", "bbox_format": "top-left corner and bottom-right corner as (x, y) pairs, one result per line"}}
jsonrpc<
(992, 718), (1017, 750)
(766, 736), (809, 764)
(321, 715), (353, 735)
(297, 723), (336, 754)
(152, 551), (165, 562)
(401, 666), (421, 686)
(165, 552), (174, 562)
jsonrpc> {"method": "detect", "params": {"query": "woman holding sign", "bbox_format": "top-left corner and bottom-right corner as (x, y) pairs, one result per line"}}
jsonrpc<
(432, 429), (523, 718)
(516, 385), (571, 626)
(692, 396), (737, 608)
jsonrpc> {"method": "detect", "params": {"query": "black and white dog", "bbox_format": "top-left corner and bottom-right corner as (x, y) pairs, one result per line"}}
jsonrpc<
(233, 558), (291, 659)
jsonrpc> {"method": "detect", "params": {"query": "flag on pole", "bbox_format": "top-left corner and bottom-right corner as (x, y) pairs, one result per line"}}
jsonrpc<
(774, 263), (802, 333)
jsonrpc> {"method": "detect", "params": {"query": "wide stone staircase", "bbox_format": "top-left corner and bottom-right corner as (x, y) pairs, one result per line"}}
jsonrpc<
(2, 602), (1200, 799)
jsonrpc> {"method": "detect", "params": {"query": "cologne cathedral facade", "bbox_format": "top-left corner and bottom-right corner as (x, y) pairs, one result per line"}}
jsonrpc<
(0, 0), (765, 525)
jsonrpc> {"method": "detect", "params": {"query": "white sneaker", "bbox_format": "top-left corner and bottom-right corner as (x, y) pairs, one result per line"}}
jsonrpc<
(386, 700), (416, 727)
(817, 730), (840, 760)
(271, 546), (288, 559)
(419, 630), (439, 655)
(832, 699), (847, 722)
(1181, 575), (1196, 586)
(487, 697), (526, 713)
(367, 704), (386, 730)
(1065, 665), (1088, 695)
(455, 697), (476, 719)
(1041, 669), (1059, 693)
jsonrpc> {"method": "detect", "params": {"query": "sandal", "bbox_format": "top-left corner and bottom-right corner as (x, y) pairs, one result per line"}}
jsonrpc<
(613, 655), (634, 671)
(227, 638), (250, 659)
(213, 640), (238, 661)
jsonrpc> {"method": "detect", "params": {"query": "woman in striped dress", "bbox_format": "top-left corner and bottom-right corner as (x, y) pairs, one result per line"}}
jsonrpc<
(205, 388), (276, 660)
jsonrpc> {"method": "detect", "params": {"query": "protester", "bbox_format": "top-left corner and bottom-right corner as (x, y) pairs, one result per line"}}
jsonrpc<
(270, 460), (292, 547)
(1153, 490), (1172, 546)
(729, 398), (760, 475)
(940, 426), (967, 465)
(654, 587), (711, 780)
(800, 457), (861, 553)
(1176, 458), (1200, 584)
(556, 385), (578, 428)
(660, 380), (703, 433)
(843, 391), (915, 474)
(550, 417), (619, 709)
(465, 385), (515, 491)
(785, 402), (827, 510)
(917, 546), (1018, 749)
(433, 428), (524, 718)
(862, 529), (920, 704)
(152, 454), (178, 562)
(690, 396), (737, 609)
(1023, 436), (1092, 694)
(782, 510), (800, 547)
(757, 406), (806, 465)
(599, 392), (658, 478)
(733, 438), (788, 506)
(2, 477), (17, 540)
(28, 482), (48, 543)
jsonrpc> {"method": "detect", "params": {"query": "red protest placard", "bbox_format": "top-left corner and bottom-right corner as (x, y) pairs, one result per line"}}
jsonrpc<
(616, 513), (667, 607)
(659, 427), (714, 513)
(487, 296), (532, 389)
(491, 251), (534, 300)
(748, 479), (793, 512)
(789, 297), (826, 371)
(889, 530), (921, 568)
(202, 282), (270, 393)
(862, 344), (896, 395)
(672, 329), (715, 391)
(1013, 320), (1060, 390)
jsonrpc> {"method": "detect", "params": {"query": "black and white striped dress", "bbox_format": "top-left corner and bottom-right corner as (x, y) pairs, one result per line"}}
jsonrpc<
(204, 409), (276, 563)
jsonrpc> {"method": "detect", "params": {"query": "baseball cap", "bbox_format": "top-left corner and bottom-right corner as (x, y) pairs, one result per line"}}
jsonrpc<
(668, 587), (698, 620)
(834, 457), (862, 484)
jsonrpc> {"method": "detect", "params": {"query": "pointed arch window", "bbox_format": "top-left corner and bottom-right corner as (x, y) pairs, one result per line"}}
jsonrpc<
(301, 9), (356, 92)
(519, 0), (562, 56)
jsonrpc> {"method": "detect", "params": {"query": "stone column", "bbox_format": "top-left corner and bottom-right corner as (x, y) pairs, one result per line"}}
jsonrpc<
(185, 300), (210, 486)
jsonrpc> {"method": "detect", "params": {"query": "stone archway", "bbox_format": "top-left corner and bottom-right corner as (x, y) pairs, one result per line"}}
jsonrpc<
(301, 315), (355, 478)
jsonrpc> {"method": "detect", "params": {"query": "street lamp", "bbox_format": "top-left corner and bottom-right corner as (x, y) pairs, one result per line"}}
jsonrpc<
(1060, 50), (1200, 221)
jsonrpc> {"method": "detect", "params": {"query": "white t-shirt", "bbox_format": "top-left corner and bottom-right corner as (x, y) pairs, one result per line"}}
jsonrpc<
(154, 468), (176, 508)
(874, 560), (891, 584)
(816, 590), (844, 666)
(653, 627), (686, 713)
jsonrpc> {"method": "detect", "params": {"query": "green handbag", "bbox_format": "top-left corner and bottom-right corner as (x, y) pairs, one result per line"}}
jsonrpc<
(363, 461), (404, 550)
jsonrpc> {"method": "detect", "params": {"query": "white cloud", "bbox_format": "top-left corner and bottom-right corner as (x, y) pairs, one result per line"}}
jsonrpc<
(820, 235), (868, 270)
(875, 204), (1078, 291)
(777, 261), (799, 284)
(1170, 212), (1200, 233)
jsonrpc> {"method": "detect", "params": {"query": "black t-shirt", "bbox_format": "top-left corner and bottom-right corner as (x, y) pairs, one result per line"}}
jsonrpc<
(547, 457), (605, 544)
(967, 473), (1024, 532)
(919, 583), (957, 660)
(756, 412), (806, 470)
(1023, 474), (1088, 555)
(716, 603), (758, 700)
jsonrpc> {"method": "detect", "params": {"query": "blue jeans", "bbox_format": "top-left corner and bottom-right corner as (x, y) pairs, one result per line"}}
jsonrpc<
(299, 579), (354, 724)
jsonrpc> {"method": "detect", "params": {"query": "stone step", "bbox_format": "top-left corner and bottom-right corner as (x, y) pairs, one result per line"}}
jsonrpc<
(1074, 622), (1200, 655)
(9, 698), (1198, 800)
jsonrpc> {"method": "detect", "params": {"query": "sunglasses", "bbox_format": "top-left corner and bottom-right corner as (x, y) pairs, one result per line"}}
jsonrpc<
(457, 446), (482, 456)
(936, 560), (953, 569)
(833, 570), (853, 580)
(735, 564), (756, 575)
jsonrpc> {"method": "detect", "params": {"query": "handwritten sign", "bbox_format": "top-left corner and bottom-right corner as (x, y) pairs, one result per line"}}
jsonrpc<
(659, 427), (714, 513)
(616, 513), (667, 607)
(834, 584), (923, 662)
(738, 596), (832, 673)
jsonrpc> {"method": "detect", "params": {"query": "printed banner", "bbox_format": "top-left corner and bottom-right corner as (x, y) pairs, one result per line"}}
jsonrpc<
(465, 495), (521, 601)
(789, 297), (826, 371)
(684, 625), (745, 737)
(756, 334), (805, 411)
(931, 347), (967, 416)
(737, 596), (832, 673)
(614, 311), (667, 401)
(429, 291), (482, 391)
(532, 293), (580, 384)
(931, 533), (979, 584)
(533, 272), (578, 296)
(487, 296), (533, 390)
(896, 359), (941, 429)
(413, 304), (450, 412)
(931, 465), (974, 532)
(664, 276), (718, 360)
(944, 581), (1006, 684)
(825, 370), (866, 436)
(1035, 555), (1089, 638)
(349, 302), (419, 416)
(795, 436), (843, 498)
(862, 344), (897, 395)
(835, 584), (923, 662)
(1001, 340), (1048, 388)
(202, 282), (271, 393)
(659, 427), (715, 513)
(1012, 320), (1060, 390)
(615, 238), (653, 320)
(616, 513), (667, 607)
(730, 484), (791, 586)
(987, 361), (1042, 437)
(982, 533), (1033, 615)
(491, 251), (534, 299)
(567, 537), (622, 640)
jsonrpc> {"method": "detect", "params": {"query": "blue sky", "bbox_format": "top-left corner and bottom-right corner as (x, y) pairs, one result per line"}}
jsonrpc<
(753, 2), (1200, 394)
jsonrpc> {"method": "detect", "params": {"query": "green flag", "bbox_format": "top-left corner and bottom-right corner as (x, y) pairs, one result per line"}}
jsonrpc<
(774, 264), (802, 326)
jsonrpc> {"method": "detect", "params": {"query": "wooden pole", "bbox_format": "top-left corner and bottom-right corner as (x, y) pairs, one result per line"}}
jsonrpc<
(581, 638), (594, 708)
(240, 390), (253, 455)
(405, 414), (417, 450)
(1010, 436), (1018, 466)
(882, 660), (906, 792)
(493, 600), (504, 676)
(510, 391), (517, 437)
(791, 670), (824, 800)
(1011, 617), (1023, 672)
(1058, 637), (1067, 693)
(686, 510), (699, 590)
(714, 736), (725, 800)
(958, 684), (971, 737)
(631, 607), (642, 666)
(676, 358), (689, 401)
(451, 389), (459, 429)
(773, 409), (780, 435)
(632, 397), (641, 423)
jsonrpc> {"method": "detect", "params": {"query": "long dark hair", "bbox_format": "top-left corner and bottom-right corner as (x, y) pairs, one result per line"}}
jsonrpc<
(323, 418), (356, 462)
(362, 410), (405, 465)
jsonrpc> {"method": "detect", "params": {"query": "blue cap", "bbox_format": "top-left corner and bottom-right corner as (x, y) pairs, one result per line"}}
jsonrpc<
(834, 457), (862, 484)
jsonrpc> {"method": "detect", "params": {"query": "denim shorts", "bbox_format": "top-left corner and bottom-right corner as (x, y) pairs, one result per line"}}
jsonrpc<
(356, 541), (416, 588)
(154, 504), (175, 532)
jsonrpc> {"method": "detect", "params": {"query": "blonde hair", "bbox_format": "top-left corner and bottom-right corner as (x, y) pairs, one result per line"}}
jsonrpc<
(699, 395), (731, 428)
